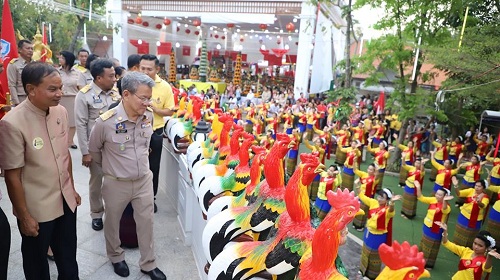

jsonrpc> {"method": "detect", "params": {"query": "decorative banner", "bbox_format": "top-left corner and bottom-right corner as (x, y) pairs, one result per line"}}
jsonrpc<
(0, 0), (18, 102)
(129, 39), (149, 54)
(182, 45), (191, 56)
(213, 50), (220, 57)
(157, 42), (172, 55)
(271, 48), (288, 58)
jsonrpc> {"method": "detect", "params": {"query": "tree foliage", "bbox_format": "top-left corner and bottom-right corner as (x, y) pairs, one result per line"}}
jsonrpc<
(0, 0), (108, 55)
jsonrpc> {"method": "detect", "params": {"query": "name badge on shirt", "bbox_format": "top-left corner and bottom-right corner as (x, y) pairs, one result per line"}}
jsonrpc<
(93, 98), (103, 103)
(141, 121), (151, 129)
(115, 123), (127, 134)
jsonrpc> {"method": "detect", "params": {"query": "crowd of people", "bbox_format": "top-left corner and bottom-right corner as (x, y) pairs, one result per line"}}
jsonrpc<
(0, 37), (500, 280)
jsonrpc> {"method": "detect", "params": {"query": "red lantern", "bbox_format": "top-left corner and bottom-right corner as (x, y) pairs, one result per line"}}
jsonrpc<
(286, 22), (295, 32)
(135, 15), (142, 24)
(194, 30), (200, 36)
(193, 19), (201, 27)
(185, 29), (191, 34)
(214, 34), (219, 39)
(227, 23), (235, 28)
(155, 23), (162, 29)
(163, 18), (171, 26)
(142, 21), (149, 27)
(240, 38), (244, 42)
(221, 36), (225, 40)
(127, 19), (134, 24)
(277, 39), (282, 44)
(259, 24), (267, 31)
(295, 42), (299, 45)
(177, 27), (180, 32)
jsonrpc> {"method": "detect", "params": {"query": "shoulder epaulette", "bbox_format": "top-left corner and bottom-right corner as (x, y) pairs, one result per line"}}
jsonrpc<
(9, 58), (18, 64)
(74, 65), (87, 73)
(99, 109), (116, 121)
(80, 84), (91, 93)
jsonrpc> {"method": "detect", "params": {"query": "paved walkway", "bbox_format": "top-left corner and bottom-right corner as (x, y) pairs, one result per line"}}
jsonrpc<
(1, 148), (199, 280)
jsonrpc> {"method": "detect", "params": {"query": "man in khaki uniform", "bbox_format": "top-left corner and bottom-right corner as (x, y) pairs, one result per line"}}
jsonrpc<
(89, 72), (166, 280)
(0, 62), (80, 279)
(73, 49), (92, 88)
(75, 59), (119, 231)
(7, 39), (33, 105)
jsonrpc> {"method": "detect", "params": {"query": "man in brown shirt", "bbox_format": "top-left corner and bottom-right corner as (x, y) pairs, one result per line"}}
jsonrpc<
(89, 72), (166, 280)
(0, 62), (80, 279)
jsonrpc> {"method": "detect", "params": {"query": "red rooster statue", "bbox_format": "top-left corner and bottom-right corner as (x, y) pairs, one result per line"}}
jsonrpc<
(207, 153), (324, 280)
(202, 134), (294, 264)
(376, 241), (430, 279)
(297, 188), (364, 280)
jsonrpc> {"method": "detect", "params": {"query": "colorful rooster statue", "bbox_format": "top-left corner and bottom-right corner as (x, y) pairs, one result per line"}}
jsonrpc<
(207, 153), (324, 280)
(202, 134), (293, 263)
(168, 96), (204, 153)
(198, 130), (254, 216)
(192, 116), (234, 189)
(164, 96), (187, 140)
(376, 241), (430, 280)
(206, 145), (267, 220)
(297, 188), (364, 280)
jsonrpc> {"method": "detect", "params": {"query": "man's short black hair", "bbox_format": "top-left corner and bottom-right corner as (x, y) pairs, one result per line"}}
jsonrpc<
(77, 49), (89, 55)
(90, 59), (114, 80)
(127, 54), (141, 69)
(140, 54), (160, 67)
(18, 39), (32, 49)
(21, 62), (59, 93)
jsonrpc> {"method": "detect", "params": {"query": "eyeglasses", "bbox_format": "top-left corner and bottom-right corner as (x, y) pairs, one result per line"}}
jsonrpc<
(132, 93), (153, 104)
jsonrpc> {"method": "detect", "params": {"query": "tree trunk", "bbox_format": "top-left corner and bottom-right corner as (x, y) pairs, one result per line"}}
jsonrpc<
(386, 120), (408, 172)
(69, 16), (85, 53)
(343, 0), (353, 88)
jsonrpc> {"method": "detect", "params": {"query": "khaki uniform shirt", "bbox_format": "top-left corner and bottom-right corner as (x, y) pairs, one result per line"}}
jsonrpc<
(74, 82), (120, 155)
(7, 57), (30, 104)
(0, 99), (77, 222)
(73, 64), (93, 88)
(59, 68), (80, 96)
(88, 102), (153, 180)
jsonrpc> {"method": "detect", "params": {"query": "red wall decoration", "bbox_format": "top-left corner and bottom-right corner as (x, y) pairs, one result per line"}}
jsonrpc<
(157, 42), (172, 55)
(182, 46), (191, 56)
(129, 39), (149, 54)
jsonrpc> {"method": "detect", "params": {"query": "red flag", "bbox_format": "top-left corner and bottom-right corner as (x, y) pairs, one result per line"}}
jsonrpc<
(41, 24), (48, 62)
(0, 0), (19, 101)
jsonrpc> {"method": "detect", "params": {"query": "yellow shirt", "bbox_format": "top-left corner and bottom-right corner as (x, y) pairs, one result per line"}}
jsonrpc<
(442, 241), (492, 279)
(317, 172), (342, 200)
(432, 141), (446, 160)
(488, 185), (500, 212)
(418, 196), (450, 228)
(458, 189), (489, 221)
(340, 147), (361, 168)
(367, 146), (390, 169)
(431, 158), (459, 187)
(402, 164), (425, 188)
(399, 144), (416, 162)
(151, 75), (174, 130)
(359, 191), (394, 235)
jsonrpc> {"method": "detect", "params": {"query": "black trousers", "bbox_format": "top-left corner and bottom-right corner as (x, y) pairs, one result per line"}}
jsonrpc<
(149, 128), (164, 198)
(0, 206), (10, 280)
(19, 200), (78, 280)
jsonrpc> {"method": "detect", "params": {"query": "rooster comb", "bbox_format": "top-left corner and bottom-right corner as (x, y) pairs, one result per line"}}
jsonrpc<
(379, 241), (425, 272)
(299, 153), (319, 164)
(276, 133), (292, 142)
(326, 188), (360, 210)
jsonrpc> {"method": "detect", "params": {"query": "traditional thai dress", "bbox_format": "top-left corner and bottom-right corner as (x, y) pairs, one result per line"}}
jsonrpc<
(418, 196), (451, 268)
(431, 158), (459, 193)
(442, 241), (492, 280)
(367, 145), (390, 188)
(474, 135), (491, 161)
(359, 191), (394, 280)
(286, 131), (300, 177)
(303, 140), (325, 200)
(398, 144), (416, 185)
(485, 155), (500, 241)
(244, 107), (255, 133)
(313, 126), (332, 160)
(371, 123), (385, 146)
(340, 147), (360, 191)
(296, 112), (307, 134)
(449, 142), (464, 168)
(306, 112), (315, 141)
(334, 127), (350, 165)
(351, 126), (366, 165)
(401, 162), (424, 219)
(453, 189), (489, 247)
(430, 141), (448, 181)
(314, 172), (342, 214)
(283, 113), (293, 134)
(353, 169), (377, 229)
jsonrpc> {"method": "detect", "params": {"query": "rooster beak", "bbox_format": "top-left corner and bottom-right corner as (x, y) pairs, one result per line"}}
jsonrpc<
(420, 269), (431, 278)
(314, 164), (326, 174)
(288, 141), (296, 148)
(355, 209), (365, 217)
